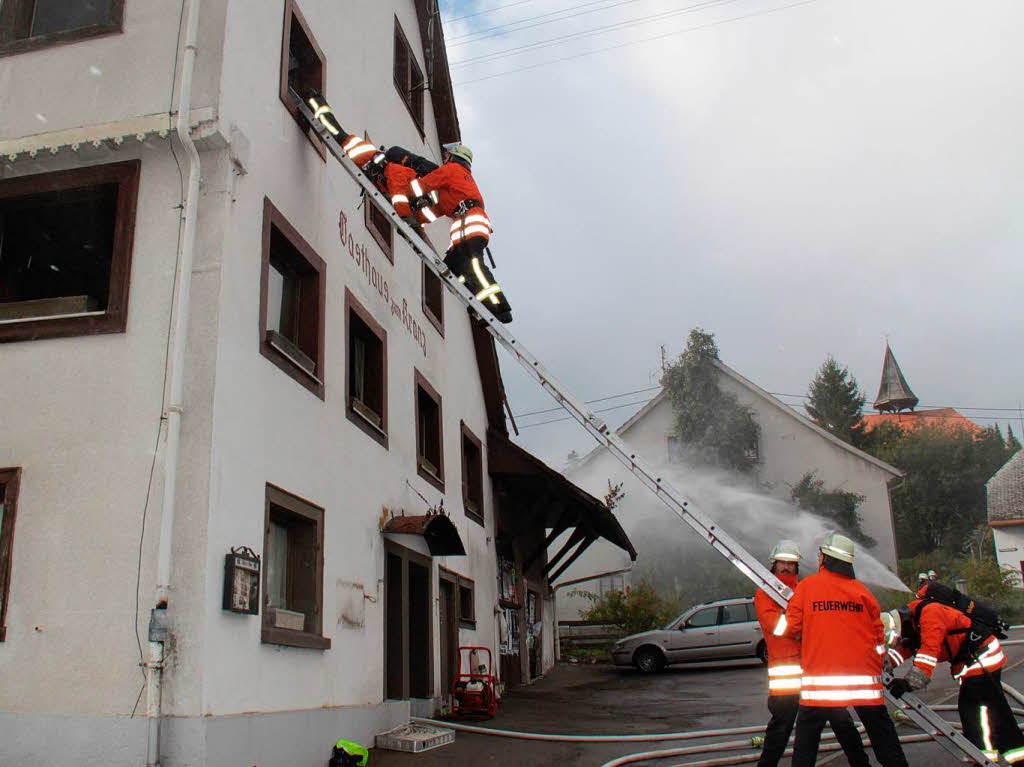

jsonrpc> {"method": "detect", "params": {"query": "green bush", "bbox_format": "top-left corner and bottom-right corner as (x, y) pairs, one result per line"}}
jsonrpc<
(581, 578), (681, 635)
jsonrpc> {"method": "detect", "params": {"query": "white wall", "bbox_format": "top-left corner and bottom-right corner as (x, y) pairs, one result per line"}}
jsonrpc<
(993, 526), (1024, 588)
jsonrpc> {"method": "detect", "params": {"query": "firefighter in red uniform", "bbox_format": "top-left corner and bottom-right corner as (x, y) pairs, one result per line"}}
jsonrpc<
(884, 595), (1024, 762)
(407, 143), (513, 324)
(754, 541), (868, 767)
(304, 93), (440, 229)
(775, 533), (908, 767)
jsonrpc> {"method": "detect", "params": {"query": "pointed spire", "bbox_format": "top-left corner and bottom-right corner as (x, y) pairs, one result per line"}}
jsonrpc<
(874, 345), (918, 413)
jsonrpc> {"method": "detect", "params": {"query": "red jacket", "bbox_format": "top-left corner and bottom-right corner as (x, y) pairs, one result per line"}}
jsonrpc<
(755, 573), (802, 696)
(777, 568), (885, 707)
(409, 162), (491, 247)
(339, 134), (438, 224)
(905, 599), (1005, 680)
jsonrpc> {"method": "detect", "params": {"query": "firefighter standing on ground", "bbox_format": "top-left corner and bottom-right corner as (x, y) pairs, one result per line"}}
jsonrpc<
(884, 594), (1024, 762)
(775, 533), (908, 767)
(407, 143), (513, 324)
(754, 540), (869, 767)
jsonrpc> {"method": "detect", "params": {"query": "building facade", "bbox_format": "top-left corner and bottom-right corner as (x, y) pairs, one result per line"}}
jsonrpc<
(0, 2), (632, 765)
(988, 451), (1024, 586)
(556, 360), (903, 622)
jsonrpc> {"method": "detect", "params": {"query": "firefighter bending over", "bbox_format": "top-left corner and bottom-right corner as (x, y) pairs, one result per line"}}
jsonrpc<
(407, 143), (513, 324)
(883, 590), (1024, 762)
(754, 540), (868, 767)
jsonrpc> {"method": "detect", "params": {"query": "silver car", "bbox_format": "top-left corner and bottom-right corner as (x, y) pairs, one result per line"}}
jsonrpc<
(611, 597), (766, 673)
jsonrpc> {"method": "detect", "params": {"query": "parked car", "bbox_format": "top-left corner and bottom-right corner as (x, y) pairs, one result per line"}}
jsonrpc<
(611, 597), (766, 673)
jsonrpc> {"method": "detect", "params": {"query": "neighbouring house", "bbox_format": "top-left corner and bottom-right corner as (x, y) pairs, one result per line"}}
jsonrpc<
(556, 359), (903, 622)
(0, 3), (630, 765)
(988, 451), (1024, 586)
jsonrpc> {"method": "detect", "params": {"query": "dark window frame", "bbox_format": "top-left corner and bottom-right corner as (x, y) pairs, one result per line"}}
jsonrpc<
(422, 262), (444, 337)
(0, 0), (124, 58)
(259, 198), (326, 400)
(261, 483), (329, 650)
(279, 0), (327, 160)
(460, 421), (484, 526)
(361, 131), (394, 262)
(458, 575), (476, 629)
(0, 160), (140, 344)
(0, 468), (22, 642)
(393, 17), (425, 136)
(345, 288), (388, 449)
(414, 369), (444, 493)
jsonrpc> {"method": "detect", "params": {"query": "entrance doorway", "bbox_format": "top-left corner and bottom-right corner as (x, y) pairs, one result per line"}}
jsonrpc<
(438, 575), (458, 704)
(384, 545), (433, 700)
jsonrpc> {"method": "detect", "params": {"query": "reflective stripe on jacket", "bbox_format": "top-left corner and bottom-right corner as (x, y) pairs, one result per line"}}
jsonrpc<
(777, 568), (885, 707)
(755, 573), (802, 696)
(449, 209), (492, 247)
(408, 162), (492, 246)
(341, 134), (379, 165)
(384, 164), (437, 223)
(908, 599), (1006, 680)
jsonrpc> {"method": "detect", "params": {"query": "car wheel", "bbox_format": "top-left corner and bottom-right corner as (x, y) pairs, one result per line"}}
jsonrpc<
(756, 640), (768, 665)
(633, 647), (665, 674)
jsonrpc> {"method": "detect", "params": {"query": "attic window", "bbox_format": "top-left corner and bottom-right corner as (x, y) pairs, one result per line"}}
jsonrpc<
(393, 18), (425, 133)
(0, 0), (124, 57)
(0, 161), (139, 343)
(279, 0), (326, 158)
(415, 370), (444, 492)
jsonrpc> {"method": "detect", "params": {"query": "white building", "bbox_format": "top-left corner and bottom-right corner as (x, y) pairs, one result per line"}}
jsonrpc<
(0, 2), (631, 765)
(556, 359), (903, 622)
(988, 451), (1024, 586)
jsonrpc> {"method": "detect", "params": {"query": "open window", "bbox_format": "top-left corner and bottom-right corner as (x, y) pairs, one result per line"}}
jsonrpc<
(0, 468), (21, 642)
(262, 483), (329, 649)
(260, 198), (326, 399)
(346, 288), (388, 448)
(461, 422), (484, 525)
(393, 18), (425, 134)
(279, 0), (326, 158)
(0, 0), (124, 57)
(0, 161), (139, 343)
(423, 263), (444, 336)
(415, 369), (444, 492)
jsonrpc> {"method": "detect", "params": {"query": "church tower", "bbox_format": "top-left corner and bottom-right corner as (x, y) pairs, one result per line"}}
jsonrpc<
(873, 344), (919, 413)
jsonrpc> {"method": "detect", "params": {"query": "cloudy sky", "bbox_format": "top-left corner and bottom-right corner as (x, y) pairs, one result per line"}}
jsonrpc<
(438, 0), (1024, 467)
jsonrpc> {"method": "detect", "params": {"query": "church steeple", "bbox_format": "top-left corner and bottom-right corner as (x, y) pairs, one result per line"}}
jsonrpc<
(873, 344), (918, 413)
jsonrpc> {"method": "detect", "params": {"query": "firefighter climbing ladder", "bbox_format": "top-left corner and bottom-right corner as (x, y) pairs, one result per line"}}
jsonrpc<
(295, 99), (1004, 766)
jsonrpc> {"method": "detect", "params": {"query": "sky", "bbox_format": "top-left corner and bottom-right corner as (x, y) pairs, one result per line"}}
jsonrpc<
(438, 0), (1024, 468)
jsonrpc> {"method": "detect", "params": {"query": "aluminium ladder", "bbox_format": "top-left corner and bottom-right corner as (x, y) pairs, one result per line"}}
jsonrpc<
(295, 98), (1002, 766)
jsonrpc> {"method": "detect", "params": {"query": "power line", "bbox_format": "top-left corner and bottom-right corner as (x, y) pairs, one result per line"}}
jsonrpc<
(450, 0), (741, 68)
(518, 396), (657, 429)
(443, 0), (533, 24)
(769, 390), (1024, 413)
(453, 0), (823, 86)
(449, 0), (642, 45)
(513, 385), (661, 418)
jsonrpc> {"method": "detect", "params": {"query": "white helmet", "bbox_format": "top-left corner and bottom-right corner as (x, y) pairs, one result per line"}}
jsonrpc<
(881, 609), (901, 646)
(443, 142), (473, 166)
(820, 532), (855, 564)
(769, 540), (801, 563)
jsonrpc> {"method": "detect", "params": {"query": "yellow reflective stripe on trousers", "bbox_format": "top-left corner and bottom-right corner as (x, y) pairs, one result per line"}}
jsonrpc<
(1003, 746), (1024, 763)
(981, 705), (994, 755)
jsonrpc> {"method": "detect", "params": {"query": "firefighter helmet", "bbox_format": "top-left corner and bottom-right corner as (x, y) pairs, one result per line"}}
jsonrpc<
(882, 609), (902, 646)
(819, 532), (855, 564)
(927, 569), (937, 580)
(443, 142), (473, 166)
(330, 739), (368, 767)
(769, 540), (801, 563)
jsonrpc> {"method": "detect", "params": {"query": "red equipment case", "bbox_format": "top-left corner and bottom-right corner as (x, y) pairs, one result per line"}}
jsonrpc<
(451, 646), (498, 719)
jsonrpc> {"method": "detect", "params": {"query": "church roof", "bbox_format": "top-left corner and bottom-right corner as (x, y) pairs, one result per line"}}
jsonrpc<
(873, 345), (919, 412)
(860, 407), (982, 435)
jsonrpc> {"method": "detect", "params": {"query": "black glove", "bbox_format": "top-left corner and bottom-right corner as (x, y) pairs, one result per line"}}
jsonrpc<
(411, 195), (431, 211)
(886, 678), (911, 699)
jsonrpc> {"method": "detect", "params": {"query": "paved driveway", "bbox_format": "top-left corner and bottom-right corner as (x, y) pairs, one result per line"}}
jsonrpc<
(372, 643), (1024, 766)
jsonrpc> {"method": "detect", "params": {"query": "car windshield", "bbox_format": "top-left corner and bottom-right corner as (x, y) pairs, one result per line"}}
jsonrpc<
(663, 611), (689, 630)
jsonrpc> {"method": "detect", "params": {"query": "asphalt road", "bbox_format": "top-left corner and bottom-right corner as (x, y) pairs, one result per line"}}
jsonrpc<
(372, 636), (1024, 766)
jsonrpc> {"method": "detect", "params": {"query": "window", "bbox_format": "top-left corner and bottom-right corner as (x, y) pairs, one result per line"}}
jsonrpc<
(744, 437), (760, 462)
(461, 422), (483, 525)
(260, 198), (326, 399)
(414, 369), (444, 492)
(599, 575), (624, 596)
(458, 578), (476, 628)
(0, 468), (21, 642)
(346, 288), (388, 447)
(393, 18), (425, 133)
(0, 0), (123, 57)
(423, 263), (444, 335)
(365, 199), (394, 262)
(279, 0), (326, 158)
(745, 603), (759, 622)
(722, 603), (751, 624)
(262, 484), (329, 649)
(685, 607), (719, 628)
(0, 161), (140, 343)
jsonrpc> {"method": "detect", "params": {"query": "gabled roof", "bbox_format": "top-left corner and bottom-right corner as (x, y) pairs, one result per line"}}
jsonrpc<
(988, 450), (1024, 524)
(860, 408), (982, 435)
(578, 359), (902, 478)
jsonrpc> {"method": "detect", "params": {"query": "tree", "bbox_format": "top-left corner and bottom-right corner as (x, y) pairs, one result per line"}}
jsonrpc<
(661, 329), (761, 473)
(805, 357), (867, 447)
(1008, 425), (1022, 453)
(581, 578), (681, 635)
(790, 472), (874, 546)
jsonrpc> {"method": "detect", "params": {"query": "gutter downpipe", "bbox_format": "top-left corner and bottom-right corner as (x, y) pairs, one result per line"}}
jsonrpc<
(146, 0), (203, 764)
(551, 566), (633, 662)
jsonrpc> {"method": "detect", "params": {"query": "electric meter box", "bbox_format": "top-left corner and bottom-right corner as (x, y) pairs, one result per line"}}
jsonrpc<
(222, 547), (260, 614)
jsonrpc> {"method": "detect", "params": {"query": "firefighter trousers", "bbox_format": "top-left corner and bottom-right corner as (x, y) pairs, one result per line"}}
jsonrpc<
(791, 704), (908, 767)
(444, 240), (512, 323)
(959, 671), (1024, 761)
(758, 696), (867, 767)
